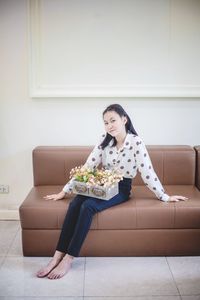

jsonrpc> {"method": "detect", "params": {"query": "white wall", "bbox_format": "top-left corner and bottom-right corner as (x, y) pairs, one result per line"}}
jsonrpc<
(0, 0), (200, 219)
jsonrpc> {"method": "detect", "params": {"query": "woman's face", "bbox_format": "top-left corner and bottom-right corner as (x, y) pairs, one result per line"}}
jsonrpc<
(103, 111), (127, 137)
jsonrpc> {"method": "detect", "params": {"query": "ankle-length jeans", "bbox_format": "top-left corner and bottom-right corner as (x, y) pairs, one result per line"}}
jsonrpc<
(56, 177), (132, 257)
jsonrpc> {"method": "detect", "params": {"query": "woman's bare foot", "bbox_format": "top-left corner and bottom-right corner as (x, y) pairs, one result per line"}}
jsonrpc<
(36, 251), (65, 278)
(47, 254), (74, 280)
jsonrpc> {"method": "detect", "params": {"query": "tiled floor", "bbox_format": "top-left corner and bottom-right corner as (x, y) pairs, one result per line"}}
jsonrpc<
(0, 221), (200, 300)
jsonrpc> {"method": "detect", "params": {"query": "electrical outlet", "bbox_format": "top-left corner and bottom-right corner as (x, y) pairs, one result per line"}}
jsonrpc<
(0, 185), (9, 194)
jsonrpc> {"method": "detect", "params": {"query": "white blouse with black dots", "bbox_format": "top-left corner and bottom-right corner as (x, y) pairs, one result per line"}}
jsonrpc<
(63, 132), (170, 202)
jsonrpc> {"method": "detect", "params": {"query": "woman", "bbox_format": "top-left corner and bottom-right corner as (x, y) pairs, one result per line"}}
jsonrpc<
(36, 104), (188, 280)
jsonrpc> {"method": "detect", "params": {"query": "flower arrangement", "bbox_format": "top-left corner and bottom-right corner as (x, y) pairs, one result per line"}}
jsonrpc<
(70, 166), (123, 188)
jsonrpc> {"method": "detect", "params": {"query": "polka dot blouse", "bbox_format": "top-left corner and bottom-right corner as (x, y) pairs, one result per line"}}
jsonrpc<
(63, 132), (170, 202)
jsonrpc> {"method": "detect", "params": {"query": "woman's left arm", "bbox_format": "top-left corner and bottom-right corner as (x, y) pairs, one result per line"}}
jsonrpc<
(134, 136), (188, 202)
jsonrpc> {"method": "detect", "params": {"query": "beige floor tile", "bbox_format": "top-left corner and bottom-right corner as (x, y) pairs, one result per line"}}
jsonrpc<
(0, 221), (20, 255)
(84, 257), (179, 297)
(0, 256), (85, 297)
(0, 220), (20, 230)
(7, 228), (23, 256)
(0, 297), (83, 300)
(167, 257), (200, 295)
(181, 296), (200, 300)
(0, 256), (5, 269)
(84, 296), (181, 300)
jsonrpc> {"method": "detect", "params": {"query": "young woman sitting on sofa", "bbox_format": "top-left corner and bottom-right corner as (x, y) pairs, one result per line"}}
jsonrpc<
(36, 103), (188, 280)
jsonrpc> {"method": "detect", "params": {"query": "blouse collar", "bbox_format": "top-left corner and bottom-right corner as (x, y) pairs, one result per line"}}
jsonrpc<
(108, 132), (132, 150)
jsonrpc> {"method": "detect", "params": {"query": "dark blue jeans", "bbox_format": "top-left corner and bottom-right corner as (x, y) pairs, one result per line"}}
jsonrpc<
(56, 178), (132, 257)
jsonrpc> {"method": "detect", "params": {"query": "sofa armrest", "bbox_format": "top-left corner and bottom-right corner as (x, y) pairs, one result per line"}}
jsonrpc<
(194, 146), (200, 190)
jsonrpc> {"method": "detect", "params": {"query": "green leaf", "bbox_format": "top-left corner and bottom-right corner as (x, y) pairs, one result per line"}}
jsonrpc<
(83, 175), (88, 182)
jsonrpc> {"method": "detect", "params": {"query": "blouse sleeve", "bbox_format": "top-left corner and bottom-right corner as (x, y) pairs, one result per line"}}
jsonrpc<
(62, 134), (104, 193)
(134, 136), (170, 202)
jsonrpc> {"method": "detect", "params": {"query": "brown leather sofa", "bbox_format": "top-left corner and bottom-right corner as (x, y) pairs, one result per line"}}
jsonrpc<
(19, 145), (200, 256)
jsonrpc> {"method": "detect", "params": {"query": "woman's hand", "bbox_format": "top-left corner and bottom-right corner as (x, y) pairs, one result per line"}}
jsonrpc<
(168, 195), (188, 202)
(43, 190), (66, 201)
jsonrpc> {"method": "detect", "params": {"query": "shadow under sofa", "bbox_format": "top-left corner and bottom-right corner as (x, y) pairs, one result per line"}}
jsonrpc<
(19, 145), (200, 256)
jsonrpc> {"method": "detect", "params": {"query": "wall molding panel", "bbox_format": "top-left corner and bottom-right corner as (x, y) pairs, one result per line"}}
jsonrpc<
(28, 0), (200, 97)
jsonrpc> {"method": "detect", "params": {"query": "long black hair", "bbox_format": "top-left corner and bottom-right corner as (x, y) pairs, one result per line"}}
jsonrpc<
(100, 104), (138, 149)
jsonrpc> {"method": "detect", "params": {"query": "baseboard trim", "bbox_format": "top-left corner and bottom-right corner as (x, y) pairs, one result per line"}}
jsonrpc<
(0, 210), (19, 220)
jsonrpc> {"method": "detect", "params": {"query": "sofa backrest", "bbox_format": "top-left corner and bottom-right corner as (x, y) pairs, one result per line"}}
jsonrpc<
(32, 145), (195, 186)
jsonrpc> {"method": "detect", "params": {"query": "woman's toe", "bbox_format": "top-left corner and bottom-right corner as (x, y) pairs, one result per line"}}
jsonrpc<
(37, 271), (45, 277)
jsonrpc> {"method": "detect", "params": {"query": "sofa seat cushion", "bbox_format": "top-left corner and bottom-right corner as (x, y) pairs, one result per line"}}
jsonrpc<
(131, 185), (200, 229)
(20, 186), (97, 230)
(19, 185), (200, 231)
